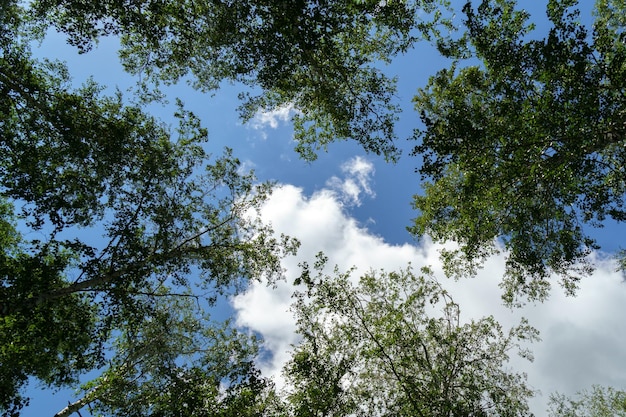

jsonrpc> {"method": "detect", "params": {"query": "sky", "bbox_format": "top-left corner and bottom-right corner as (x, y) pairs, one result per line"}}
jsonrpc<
(22, 1), (626, 416)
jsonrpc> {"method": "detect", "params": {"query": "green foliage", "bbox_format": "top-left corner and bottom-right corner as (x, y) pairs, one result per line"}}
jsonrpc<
(56, 295), (276, 417)
(286, 265), (538, 416)
(411, 0), (626, 304)
(0, 199), (98, 415)
(4, 0), (625, 413)
(548, 385), (626, 416)
(0, 3), (298, 414)
(30, 0), (452, 161)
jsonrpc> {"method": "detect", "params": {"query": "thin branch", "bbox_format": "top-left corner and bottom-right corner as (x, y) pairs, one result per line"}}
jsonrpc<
(349, 294), (427, 417)
(53, 388), (99, 417)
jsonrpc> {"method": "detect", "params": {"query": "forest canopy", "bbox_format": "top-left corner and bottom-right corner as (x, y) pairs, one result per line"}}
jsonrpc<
(1, 0), (625, 415)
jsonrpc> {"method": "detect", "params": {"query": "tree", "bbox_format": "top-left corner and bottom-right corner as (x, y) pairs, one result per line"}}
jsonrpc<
(29, 0), (452, 161)
(53, 294), (276, 417)
(285, 262), (538, 416)
(410, 0), (626, 304)
(0, 1), (298, 414)
(548, 385), (626, 416)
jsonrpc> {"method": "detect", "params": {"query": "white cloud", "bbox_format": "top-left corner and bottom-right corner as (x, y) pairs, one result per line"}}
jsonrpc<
(232, 182), (427, 387)
(326, 156), (375, 206)
(236, 159), (256, 176)
(232, 159), (626, 414)
(248, 104), (296, 138)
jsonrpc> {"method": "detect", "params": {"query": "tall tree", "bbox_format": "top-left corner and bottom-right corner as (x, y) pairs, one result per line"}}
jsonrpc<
(30, 0), (452, 161)
(411, 0), (626, 304)
(285, 263), (538, 416)
(0, 1), (297, 414)
(548, 385), (626, 417)
(53, 294), (275, 417)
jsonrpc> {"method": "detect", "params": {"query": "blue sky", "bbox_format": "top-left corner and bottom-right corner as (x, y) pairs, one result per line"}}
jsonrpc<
(22, 2), (626, 416)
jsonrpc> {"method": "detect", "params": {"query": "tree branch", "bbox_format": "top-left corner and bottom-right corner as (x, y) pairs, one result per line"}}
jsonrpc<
(53, 388), (98, 417)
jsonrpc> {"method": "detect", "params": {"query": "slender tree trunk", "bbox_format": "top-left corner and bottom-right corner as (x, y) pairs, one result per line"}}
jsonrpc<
(53, 387), (98, 417)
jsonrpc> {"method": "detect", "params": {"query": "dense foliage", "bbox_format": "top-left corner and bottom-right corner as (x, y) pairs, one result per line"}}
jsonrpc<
(411, 0), (626, 304)
(32, 0), (450, 161)
(1, 1), (298, 414)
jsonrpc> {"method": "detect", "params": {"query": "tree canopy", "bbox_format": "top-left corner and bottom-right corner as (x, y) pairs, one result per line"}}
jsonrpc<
(549, 385), (626, 417)
(3, 0), (625, 414)
(284, 264), (538, 416)
(31, 0), (451, 161)
(411, 0), (626, 304)
(0, 1), (298, 413)
(53, 297), (275, 417)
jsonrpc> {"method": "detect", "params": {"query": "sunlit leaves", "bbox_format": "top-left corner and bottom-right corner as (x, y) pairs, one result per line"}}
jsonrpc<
(286, 266), (537, 416)
(68, 295), (274, 417)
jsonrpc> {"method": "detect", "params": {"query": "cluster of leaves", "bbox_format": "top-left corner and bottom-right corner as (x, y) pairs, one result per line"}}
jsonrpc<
(411, 0), (626, 304)
(548, 385), (626, 416)
(285, 263), (538, 416)
(31, 0), (452, 161)
(55, 295), (275, 417)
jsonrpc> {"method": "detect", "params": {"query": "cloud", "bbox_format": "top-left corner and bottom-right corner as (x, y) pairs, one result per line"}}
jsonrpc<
(248, 104), (296, 138)
(236, 159), (256, 176)
(232, 159), (626, 414)
(233, 182), (423, 386)
(326, 156), (375, 206)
